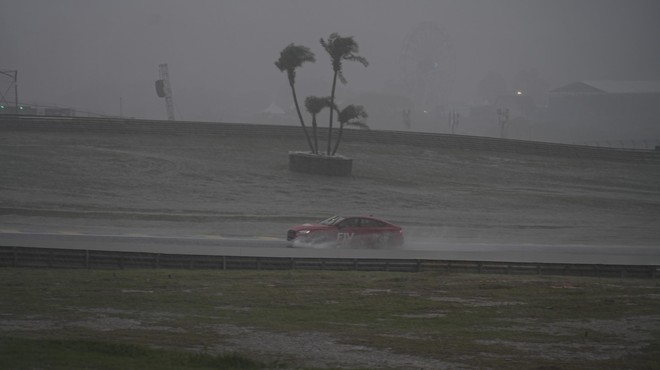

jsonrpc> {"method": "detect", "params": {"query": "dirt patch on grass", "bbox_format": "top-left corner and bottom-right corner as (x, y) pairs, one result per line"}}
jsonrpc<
(0, 315), (465, 369)
(429, 296), (525, 307)
(208, 324), (470, 370)
(476, 315), (660, 361)
(3, 311), (658, 369)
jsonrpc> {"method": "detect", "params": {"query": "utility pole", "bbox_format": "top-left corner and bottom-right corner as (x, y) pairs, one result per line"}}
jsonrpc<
(155, 64), (175, 121)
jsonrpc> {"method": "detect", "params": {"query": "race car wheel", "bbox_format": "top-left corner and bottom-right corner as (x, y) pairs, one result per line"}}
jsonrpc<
(375, 234), (390, 248)
(382, 233), (403, 248)
(308, 232), (332, 245)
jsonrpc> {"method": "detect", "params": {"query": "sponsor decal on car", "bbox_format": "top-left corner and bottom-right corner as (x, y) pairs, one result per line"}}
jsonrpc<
(337, 232), (354, 242)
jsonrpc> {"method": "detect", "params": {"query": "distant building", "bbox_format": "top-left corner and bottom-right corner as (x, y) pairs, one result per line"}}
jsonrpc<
(548, 81), (660, 143)
(467, 93), (539, 139)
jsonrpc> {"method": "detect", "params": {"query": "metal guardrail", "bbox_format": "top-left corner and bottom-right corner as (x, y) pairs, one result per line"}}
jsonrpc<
(1, 246), (657, 279)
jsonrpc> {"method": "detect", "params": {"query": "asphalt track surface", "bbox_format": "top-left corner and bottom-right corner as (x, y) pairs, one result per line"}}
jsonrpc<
(1, 119), (659, 266)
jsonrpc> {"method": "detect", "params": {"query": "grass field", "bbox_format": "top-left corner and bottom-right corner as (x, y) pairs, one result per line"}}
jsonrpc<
(1, 122), (660, 368)
(1, 268), (659, 369)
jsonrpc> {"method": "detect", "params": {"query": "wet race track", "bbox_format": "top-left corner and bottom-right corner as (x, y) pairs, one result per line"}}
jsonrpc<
(1, 118), (660, 265)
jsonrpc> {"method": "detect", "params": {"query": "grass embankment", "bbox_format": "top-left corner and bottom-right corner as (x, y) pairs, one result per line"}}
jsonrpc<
(0, 337), (268, 370)
(1, 268), (659, 369)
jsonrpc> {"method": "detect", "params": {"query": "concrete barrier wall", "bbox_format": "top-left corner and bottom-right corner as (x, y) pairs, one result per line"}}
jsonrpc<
(2, 115), (658, 161)
(1, 246), (657, 279)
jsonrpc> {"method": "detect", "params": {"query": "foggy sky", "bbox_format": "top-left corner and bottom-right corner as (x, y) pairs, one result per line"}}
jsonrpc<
(2, 0), (659, 122)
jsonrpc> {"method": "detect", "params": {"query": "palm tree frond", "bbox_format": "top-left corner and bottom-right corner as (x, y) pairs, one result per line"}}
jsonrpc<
(338, 104), (367, 124)
(331, 104), (369, 155)
(275, 43), (316, 76)
(320, 33), (340, 55)
(337, 70), (347, 84)
(304, 96), (334, 115)
(345, 55), (369, 67)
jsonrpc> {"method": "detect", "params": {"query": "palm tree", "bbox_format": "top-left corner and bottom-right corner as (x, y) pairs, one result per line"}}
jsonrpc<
(332, 105), (368, 156)
(320, 33), (368, 155)
(304, 96), (334, 154)
(275, 43), (316, 153)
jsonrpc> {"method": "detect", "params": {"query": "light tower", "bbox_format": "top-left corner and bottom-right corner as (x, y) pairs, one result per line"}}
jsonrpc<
(0, 70), (18, 114)
(155, 64), (175, 120)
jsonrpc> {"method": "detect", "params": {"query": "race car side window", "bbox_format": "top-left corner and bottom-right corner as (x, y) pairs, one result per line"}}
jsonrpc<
(321, 216), (344, 225)
(360, 219), (385, 227)
(338, 218), (359, 228)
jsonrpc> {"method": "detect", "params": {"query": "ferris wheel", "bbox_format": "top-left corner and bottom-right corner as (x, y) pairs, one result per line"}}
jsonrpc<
(400, 21), (456, 113)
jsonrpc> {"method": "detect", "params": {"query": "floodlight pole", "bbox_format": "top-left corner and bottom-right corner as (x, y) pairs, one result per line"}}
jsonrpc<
(158, 64), (175, 121)
(0, 70), (18, 111)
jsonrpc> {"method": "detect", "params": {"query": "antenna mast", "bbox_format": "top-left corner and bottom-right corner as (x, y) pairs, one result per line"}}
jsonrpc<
(155, 63), (175, 120)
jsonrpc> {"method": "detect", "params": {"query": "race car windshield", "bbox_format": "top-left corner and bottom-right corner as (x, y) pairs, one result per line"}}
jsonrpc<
(320, 216), (344, 225)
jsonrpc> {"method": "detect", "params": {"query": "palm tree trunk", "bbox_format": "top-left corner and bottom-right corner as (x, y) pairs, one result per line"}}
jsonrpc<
(290, 83), (315, 153)
(331, 122), (344, 156)
(326, 72), (338, 155)
(311, 115), (319, 154)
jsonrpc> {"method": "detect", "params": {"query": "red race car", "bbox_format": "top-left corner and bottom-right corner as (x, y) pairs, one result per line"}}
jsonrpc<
(287, 215), (404, 248)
